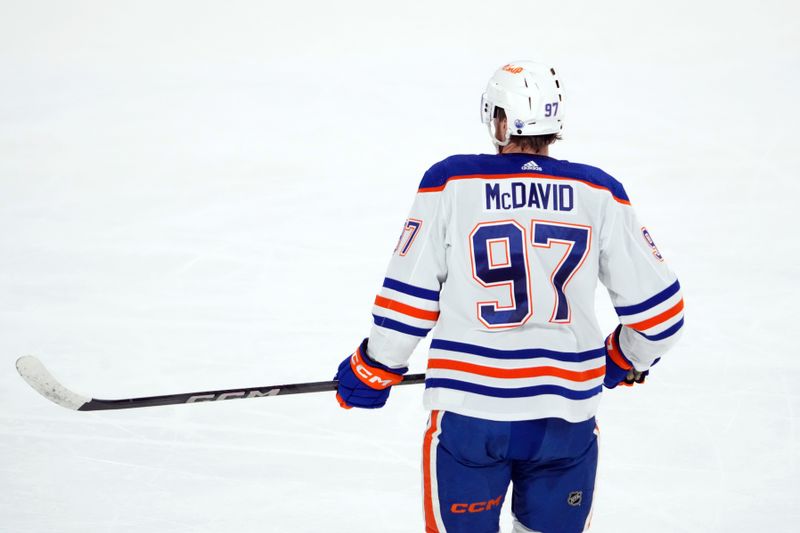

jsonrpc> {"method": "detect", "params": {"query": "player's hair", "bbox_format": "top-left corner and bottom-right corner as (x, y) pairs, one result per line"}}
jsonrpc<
(495, 107), (561, 152)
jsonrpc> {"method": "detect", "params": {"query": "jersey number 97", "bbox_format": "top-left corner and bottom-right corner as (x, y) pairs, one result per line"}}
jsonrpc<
(469, 220), (591, 329)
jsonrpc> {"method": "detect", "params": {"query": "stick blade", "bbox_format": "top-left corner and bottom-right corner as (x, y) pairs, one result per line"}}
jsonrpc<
(16, 356), (90, 410)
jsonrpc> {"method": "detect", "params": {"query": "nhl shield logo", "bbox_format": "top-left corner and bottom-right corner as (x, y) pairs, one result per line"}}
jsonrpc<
(567, 491), (583, 506)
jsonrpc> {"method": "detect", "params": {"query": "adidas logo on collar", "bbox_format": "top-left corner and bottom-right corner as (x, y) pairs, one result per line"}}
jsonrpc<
(522, 160), (542, 172)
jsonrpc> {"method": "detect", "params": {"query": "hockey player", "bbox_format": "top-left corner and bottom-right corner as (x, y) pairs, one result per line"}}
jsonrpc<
(335, 61), (684, 533)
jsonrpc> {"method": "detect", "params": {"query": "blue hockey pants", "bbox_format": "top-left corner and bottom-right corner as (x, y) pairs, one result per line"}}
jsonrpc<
(422, 410), (598, 533)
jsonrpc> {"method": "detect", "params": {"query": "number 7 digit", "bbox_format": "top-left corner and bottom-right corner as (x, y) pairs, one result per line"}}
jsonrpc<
(531, 220), (592, 323)
(395, 219), (423, 256)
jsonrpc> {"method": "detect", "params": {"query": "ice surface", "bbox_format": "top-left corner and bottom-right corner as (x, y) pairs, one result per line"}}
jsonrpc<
(1, 1), (799, 531)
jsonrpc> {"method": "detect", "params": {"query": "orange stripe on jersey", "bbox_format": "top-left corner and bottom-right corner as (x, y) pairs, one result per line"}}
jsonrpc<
(374, 295), (440, 321)
(427, 359), (605, 382)
(423, 411), (441, 533)
(628, 299), (684, 332)
(418, 172), (632, 205)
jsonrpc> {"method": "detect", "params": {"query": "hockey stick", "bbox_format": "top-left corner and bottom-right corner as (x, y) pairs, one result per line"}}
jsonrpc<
(15, 355), (426, 412)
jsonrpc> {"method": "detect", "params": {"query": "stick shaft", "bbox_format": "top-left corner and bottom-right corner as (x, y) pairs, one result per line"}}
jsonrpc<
(79, 373), (426, 411)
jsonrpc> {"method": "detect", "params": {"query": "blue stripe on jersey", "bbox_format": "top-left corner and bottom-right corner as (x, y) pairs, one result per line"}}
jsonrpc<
(637, 317), (684, 341)
(373, 314), (431, 337)
(425, 378), (602, 400)
(382, 277), (440, 301)
(430, 339), (605, 363)
(615, 280), (681, 317)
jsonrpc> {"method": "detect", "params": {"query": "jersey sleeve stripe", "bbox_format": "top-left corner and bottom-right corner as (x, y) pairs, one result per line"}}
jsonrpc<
(635, 317), (684, 341)
(635, 311), (683, 337)
(417, 172), (630, 205)
(614, 280), (681, 317)
(424, 378), (602, 400)
(627, 299), (684, 331)
(374, 295), (440, 321)
(430, 339), (604, 363)
(382, 277), (440, 301)
(372, 314), (432, 337)
(427, 358), (605, 382)
(372, 306), (437, 330)
(380, 287), (441, 312)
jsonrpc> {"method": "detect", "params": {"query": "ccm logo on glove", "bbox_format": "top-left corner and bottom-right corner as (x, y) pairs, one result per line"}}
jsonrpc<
(351, 350), (403, 389)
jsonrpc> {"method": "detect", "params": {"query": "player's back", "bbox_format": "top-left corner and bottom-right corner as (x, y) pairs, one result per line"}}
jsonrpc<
(369, 152), (682, 423)
(422, 153), (628, 422)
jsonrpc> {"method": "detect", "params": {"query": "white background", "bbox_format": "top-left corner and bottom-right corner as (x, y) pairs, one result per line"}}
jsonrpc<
(1, 1), (798, 531)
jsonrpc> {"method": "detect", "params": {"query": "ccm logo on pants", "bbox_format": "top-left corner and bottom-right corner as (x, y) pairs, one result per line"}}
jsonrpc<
(450, 494), (504, 514)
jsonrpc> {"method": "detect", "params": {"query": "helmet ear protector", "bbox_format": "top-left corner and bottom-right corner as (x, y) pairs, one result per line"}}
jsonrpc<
(480, 94), (511, 147)
(480, 93), (493, 124)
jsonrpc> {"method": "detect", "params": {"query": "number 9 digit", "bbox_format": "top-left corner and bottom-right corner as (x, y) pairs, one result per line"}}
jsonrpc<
(469, 221), (532, 328)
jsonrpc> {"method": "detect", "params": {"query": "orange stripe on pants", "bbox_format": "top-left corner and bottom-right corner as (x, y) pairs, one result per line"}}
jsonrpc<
(423, 410), (441, 532)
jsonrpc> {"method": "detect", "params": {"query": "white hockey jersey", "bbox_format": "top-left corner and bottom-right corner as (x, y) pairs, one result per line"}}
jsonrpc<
(368, 153), (684, 422)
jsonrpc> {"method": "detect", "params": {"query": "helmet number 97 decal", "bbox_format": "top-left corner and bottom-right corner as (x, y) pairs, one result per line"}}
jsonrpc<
(544, 102), (559, 117)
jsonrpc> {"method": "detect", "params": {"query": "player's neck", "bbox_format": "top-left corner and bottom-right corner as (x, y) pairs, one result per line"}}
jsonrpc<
(498, 144), (549, 156)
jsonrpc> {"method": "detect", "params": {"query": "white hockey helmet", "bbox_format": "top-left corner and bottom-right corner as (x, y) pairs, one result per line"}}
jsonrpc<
(480, 61), (565, 147)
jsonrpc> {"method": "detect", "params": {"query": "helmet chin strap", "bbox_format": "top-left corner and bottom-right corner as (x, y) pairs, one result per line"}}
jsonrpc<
(487, 121), (511, 150)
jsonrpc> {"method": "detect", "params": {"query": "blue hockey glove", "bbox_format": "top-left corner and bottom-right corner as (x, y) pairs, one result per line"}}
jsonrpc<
(604, 325), (650, 388)
(335, 339), (407, 409)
